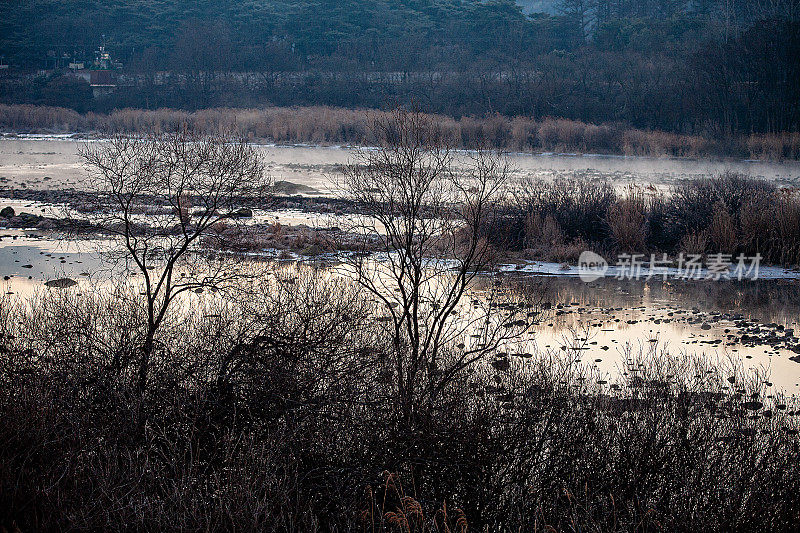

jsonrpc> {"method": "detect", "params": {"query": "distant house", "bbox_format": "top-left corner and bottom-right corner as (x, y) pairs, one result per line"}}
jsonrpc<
(66, 45), (121, 97)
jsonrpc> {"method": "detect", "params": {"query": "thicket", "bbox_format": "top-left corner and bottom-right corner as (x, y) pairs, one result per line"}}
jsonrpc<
(2, 272), (799, 531)
(494, 173), (800, 264)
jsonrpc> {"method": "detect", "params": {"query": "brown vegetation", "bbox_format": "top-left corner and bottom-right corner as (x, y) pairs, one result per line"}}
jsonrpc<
(1, 104), (799, 160)
(3, 110), (800, 532)
(2, 277), (799, 531)
(606, 188), (649, 253)
(495, 172), (800, 265)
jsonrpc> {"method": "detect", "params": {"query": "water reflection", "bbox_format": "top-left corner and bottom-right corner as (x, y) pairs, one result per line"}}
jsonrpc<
(4, 229), (800, 393)
(499, 275), (800, 392)
(0, 230), (106, 287)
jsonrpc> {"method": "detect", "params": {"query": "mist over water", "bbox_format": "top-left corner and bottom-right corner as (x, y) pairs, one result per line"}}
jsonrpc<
(2, 137), (800, 194)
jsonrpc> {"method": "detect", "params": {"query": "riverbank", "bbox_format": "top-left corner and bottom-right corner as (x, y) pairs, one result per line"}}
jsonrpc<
(2, 104), (800, 161)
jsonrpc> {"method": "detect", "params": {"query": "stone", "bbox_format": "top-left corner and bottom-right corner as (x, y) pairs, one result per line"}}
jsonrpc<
(45, 278), (78, 289)
(0, 206), (14, 218)
(231, 207), (253, 218)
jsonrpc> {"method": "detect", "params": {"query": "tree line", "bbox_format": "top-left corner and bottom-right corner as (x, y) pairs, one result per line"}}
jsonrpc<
(0, 0), (798, 136)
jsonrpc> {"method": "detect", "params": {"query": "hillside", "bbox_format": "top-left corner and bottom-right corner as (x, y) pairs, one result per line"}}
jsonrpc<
(0, 0), (533, 69)
(0, 1), (797, 138)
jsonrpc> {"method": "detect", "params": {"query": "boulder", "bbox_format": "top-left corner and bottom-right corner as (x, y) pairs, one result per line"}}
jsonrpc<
(0, 206), (14, 218)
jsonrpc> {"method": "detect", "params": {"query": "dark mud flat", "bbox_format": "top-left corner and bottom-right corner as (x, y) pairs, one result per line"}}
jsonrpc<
(0, 186), (362, 217)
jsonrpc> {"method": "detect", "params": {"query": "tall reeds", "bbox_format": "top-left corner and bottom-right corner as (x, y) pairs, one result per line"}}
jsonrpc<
(1, 104), (798, 160)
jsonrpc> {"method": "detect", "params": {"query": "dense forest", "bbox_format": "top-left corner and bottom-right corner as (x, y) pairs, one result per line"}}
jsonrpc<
(0, 0), (798, 136)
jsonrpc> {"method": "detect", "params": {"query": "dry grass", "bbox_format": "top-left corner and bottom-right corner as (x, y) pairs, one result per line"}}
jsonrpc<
(707, 202), (738, 253)
(739, 189), (800, 264)
(747, 132), (800, 161)
(606, 188), (648, 252)
(621, 128), (715, 158)
(524, 212), (564, 248)
(363, 472), (469, 533)
(1, 104), (797, 160)
(680, 231), (709, 255)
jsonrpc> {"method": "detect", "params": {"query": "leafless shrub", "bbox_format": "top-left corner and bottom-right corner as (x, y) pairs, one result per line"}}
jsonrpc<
(338, 108), (530, 426)
(606, 188), (648, 253)
(2, 282), (800, 531)
(671, 173), (775, 234)
(707, 201), (738, 253)
(78, 129), (271, 394)
(515, 177), (616, 245)
(489, 172), (800, 265)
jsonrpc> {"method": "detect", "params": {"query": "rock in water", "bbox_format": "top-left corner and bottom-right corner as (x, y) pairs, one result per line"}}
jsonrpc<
(0, 206), (14, 218)
(231, 208), (253, 218)
(45, 278), (78, 289)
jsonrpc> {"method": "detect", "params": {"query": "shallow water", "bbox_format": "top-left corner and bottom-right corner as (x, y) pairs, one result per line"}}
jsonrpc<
(3, 136), (800, 194)
(0, 137), (352, 193)
(3, 233), (800, 392)
(506, 151), (800, 190)
(3, 137), (800, 392)
(498, 275), (800, 393)
(0, 231), (105, 282)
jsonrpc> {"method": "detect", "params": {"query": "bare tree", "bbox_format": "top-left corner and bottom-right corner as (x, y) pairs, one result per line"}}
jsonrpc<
(339, 109), (532, 423)
(80, 130), (270, 393)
